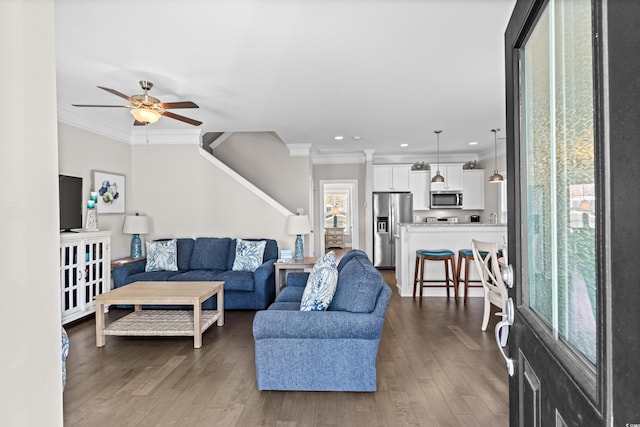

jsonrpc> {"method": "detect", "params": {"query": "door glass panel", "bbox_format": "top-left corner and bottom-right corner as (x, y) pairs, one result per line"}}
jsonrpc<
(522, 0), (596, 363)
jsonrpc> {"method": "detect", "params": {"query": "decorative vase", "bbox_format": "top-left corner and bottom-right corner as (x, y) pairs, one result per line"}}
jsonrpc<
(294, 234), (304, 261)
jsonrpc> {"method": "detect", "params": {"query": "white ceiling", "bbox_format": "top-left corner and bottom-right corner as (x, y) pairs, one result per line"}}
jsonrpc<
(54, 0), (515, 159)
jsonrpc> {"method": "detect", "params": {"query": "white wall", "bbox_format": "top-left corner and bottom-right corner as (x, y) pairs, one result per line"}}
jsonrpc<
(131, 143), (292, 254)
(58, 123), (132, 258)
(0, 0), (63, 424)
(212, 132), (310, 214)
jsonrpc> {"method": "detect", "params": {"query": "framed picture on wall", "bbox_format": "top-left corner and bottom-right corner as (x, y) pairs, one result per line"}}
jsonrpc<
(92, 170), (125, 214)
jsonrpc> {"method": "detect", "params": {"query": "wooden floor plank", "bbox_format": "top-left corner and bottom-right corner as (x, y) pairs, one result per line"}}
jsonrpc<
(63, 270), (508, 426)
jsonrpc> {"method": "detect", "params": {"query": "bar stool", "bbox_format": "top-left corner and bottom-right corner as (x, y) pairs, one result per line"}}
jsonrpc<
(457, 248), (503, 303)
(413, 249), (458, 303)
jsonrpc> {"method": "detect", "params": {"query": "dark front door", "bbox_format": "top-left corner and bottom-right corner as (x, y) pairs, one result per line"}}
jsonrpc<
(504, 0), (640, 425)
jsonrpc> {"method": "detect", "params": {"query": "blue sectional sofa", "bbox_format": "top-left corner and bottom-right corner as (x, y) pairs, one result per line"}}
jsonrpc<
(252, 250), (392, 391)
(112, 237), (278, 310)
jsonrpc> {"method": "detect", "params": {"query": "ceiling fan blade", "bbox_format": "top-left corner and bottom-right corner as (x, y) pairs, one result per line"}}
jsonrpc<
(159, 101), (199, 109)
(97, 86), (136, 103)
(72, 104), (129, 108)
(161, 111), (202, 126)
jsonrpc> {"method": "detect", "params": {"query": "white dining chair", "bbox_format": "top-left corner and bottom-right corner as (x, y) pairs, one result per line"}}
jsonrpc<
(471, 239), (509, 341)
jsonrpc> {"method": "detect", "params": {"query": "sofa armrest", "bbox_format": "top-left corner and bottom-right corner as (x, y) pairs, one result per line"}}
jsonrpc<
(255, 258), (275, 279)
(251, 258), (276, 306)
(112, 259), (146, 288)
(286, 272), (309, 287)
(253, 310), (384, 340)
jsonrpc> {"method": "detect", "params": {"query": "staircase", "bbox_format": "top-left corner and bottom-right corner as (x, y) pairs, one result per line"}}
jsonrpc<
(199, 131), (294, 218)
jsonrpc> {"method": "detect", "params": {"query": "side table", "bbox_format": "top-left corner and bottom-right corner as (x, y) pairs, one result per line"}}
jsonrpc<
(111, 256), (146, 272)
(274, 257), (317, 296)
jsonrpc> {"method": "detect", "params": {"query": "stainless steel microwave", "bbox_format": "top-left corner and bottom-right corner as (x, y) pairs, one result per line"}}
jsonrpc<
(430, 191), (463, 209)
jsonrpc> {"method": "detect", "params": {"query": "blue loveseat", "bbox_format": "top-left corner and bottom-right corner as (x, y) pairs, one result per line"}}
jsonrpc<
(252, 250), (392, 391)
(112, 237), (278, 310)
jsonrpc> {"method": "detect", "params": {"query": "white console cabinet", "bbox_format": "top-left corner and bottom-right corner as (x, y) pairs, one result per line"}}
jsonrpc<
(60, 231), (112, 324)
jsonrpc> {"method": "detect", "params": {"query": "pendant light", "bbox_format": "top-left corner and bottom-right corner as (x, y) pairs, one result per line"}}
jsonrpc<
(431, 130), (445, 183)
(489, 128), (504, 183)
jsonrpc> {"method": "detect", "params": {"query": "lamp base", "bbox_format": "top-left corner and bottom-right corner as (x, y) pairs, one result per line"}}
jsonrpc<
(294, 234), (304, 261)
(131, 234), (142, 259)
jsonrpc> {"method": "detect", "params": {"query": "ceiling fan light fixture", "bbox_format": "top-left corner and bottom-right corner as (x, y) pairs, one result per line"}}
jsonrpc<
(130, 107), (161, 124)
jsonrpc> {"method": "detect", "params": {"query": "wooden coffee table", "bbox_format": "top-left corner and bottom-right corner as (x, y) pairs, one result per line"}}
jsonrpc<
(94, 281), (224, 349)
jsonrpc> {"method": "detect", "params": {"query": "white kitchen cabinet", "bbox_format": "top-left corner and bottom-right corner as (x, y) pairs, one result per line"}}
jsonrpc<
(462, 169), (485, 210)
(373, 165), (411, 191)
(409, 170), (430, 210)
(60, 231), (111, 324)
(429, 163), (464, 191)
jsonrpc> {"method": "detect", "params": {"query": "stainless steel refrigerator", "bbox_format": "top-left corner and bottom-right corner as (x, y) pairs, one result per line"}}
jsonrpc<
(373, 192), (413, 268)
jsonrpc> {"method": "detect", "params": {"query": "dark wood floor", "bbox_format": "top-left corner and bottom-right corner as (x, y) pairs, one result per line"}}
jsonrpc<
(63, 271), (508, 426)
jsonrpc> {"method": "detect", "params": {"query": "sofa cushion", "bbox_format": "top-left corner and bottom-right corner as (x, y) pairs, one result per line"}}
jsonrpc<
(176, 238), (195, 271)
(145, 239), (178, 272)
(190, 237), (231, 270)
(277, 286), (305, 303)
(127, 270), (182, 284)
(267, 301), (301, 311)
(232, 239), (267, 272)
(300, 265), (339, 311)
(215, 270), (255, 292)
(329, 257), (384, 313)
(171, 270), (225, 282)
(337, 249), (369, 272)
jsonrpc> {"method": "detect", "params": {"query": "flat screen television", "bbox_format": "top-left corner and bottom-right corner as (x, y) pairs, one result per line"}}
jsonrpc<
(59, 174), (83, 232)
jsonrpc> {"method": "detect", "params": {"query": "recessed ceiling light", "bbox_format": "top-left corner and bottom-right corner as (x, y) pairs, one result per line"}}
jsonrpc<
(400, 143), (408, 147)
(352, 136), (362, 140)
(334, 136), (344, 141)
(469, 141), (478, 145)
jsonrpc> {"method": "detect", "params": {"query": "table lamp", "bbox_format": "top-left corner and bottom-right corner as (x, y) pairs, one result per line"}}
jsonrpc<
(286, 214), (310, 261)
(122, 213), (150, 258)
(331, 205), (340, 228)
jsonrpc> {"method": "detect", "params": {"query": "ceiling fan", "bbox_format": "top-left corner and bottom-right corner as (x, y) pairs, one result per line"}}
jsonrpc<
(72, 80), (202, 126)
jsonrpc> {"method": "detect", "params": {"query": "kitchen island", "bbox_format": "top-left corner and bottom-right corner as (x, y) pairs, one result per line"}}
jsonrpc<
(395, 223), (508, 298)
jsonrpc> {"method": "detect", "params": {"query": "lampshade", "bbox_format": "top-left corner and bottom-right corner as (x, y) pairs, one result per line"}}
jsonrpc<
(286, 215), (310, 235)
(122, 215), (150, 234)
(331, 205), (340, 215)
(130, 108), (161, 124)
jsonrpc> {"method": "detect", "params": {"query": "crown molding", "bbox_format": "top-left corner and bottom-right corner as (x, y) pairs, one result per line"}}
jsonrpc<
(57, 102), (132, 143)
(131, 128), (202, 145)
(58, 102), (202, 145)
(311, 151), (366, 165)
(287, 143), (312, 157)
(373, 152), (478, 165)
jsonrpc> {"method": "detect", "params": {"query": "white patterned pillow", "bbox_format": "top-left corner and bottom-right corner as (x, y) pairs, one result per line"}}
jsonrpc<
(312, 251), (337, 272)
(300, 265), (339, 311)
(145, 239), (178, 272)
(232, 239), (267, 272)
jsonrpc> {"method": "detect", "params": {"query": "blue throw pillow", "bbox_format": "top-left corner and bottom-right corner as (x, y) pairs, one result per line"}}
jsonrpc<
(232, 239), (267, 272)
(300, 265), (339, 311)
(145, 239), (178, 272)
